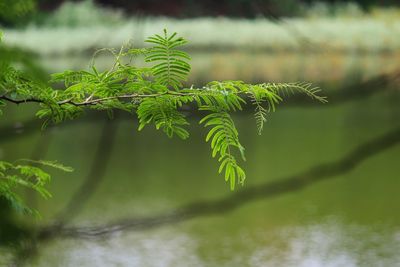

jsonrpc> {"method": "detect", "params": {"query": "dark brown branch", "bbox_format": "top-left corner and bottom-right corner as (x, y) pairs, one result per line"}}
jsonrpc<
(1, 90), (183, 107)
(0, 95), (44, 105)
(38, 126), (400, 240)
(1, 70), (398, 145)
(2, 81), (328, 108)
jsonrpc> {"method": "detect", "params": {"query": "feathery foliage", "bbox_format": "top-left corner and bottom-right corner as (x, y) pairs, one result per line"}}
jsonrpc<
(0, 160), (73, 216)
(145, 29), (191, 90)
(200, 107), (246, 190)
(137, 96), (190, 139)
(0, 29), (326, 213)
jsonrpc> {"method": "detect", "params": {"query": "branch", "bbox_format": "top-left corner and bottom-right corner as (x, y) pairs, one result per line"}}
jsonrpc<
(38, 126), (400, 240)
(0, 82), (327, 107)
(2, 68), (398, 109)
(0, 95), (44, 105)
(0, 71), (397, 144)
(1, 90), (199, 107)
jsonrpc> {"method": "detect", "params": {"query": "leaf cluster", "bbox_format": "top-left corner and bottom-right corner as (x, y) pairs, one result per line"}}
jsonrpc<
(145, 29), (191, 90)
(0, 29), (326, 201)
(0, 160), (72, 216)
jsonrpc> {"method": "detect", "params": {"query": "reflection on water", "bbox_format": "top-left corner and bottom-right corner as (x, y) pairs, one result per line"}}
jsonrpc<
(1, 49), (399, 266)
(31, 219), (400, 267)
(38, 231), (201, 267)
(0, 90), (397, 266)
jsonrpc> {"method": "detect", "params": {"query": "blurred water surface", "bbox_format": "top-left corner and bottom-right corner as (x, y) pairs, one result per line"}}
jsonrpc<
(1, 51), (400, 266)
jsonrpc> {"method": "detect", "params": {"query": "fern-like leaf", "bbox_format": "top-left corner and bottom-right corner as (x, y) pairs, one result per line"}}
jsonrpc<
(137, 96), (190, 139)
(0, 159), (73, 216)
(252, 97), (267, 135)
(0, 30), (327, 196)
(145, 29), (191, 90)
(16, 159), (74, 172)
(247, 84), (282, 134)
(200, 107), (245, 190)
(266, 82), (328, 103)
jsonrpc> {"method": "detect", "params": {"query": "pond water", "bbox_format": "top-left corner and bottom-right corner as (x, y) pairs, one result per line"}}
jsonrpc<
(1, 52), (400, 266)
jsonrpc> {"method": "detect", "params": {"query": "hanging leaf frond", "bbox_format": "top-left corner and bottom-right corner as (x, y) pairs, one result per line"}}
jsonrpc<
(0, 29), (327, 213)
(200, 106), (246, 190)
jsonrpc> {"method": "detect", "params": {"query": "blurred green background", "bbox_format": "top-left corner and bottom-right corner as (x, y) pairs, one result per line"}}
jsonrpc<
(1, 1), (400, 266)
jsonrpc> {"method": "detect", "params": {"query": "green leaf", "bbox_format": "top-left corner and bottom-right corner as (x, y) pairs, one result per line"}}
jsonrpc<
(0, 29), (326, 194)
(200, 107), (246, 190)
(137, 97), (190, 139)
(0, 158), (73, 216)
(16, 159), (74, 172)
(145, 30), (191, 90)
